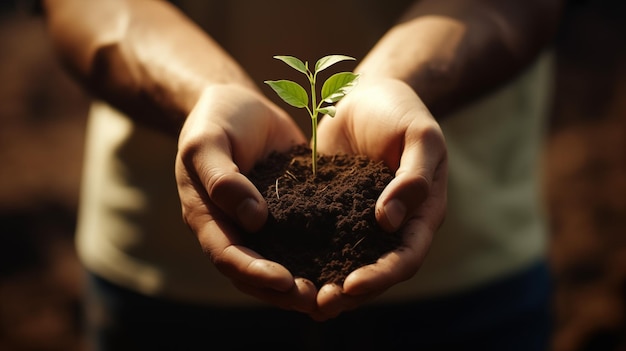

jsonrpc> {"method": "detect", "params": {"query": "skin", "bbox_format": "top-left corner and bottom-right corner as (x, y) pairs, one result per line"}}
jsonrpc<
(42, 0), (563, 321)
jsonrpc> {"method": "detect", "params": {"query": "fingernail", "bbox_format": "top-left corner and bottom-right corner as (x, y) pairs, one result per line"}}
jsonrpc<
(384, 199), (406, 230)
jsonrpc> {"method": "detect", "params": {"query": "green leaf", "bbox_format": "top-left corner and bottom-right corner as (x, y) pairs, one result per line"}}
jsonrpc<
(273, 56), (308, 75)
(264, 80), (308, 108)
(317, 106), (337, 117)
(321, 72), (359, 103)
(314, 55), (355, 74)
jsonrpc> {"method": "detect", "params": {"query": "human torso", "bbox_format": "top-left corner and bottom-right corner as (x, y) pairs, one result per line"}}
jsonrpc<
(76, 0), (552, 305)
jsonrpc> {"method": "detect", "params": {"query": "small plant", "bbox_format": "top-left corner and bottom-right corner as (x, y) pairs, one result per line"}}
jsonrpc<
(265, 55), (359, 175)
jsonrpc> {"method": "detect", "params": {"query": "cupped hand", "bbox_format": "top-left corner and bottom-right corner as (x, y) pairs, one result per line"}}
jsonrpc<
(174, 84), (317, 312)
(311, 77), (448, 320)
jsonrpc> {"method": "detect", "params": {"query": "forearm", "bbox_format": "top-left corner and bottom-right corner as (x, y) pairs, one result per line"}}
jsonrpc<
(357, 0), (563, 117)
(43, 0), (256, 135)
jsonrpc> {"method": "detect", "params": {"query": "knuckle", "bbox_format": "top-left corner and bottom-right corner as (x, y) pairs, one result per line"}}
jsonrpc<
(416, 122), (445, 149)
(177, 134), (205, 168)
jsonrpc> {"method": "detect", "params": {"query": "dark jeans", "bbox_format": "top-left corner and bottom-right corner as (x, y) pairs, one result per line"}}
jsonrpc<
(84, 261), (553, 351)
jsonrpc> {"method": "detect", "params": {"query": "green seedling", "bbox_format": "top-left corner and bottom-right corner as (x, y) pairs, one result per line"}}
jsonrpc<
(265, 55), (359, 175)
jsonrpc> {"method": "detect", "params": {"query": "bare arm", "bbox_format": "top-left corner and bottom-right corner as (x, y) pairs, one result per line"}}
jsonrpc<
(42, 0), (257, 135)
(44, 0), (314, 310)
(357, 0), (564, 117)
(312, 0), (564, 319)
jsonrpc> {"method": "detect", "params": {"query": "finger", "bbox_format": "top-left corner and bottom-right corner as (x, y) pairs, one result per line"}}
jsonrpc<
(195, 216), (296, 292)
(340, 216), (434, 296)
(178, 137), (268, 233)
(311, 214), (438, 317)
(376, 120), (446, 232)
(178, 101), (269, 233)
(178, 175), (295, 293)
(206, 169), (269, 233)
(310, 284), (383, 321)
(232, 277), (318, 313)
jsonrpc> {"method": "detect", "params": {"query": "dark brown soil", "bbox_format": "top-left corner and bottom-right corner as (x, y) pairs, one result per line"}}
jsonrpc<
(245, 145), (402, 288)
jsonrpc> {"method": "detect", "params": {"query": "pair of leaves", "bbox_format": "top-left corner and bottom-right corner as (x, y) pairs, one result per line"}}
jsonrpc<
(265, 55), (359, 117)
(274, 54), (353, 76)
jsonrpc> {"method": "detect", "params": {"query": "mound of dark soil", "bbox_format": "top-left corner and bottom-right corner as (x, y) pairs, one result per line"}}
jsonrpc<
(245, 145), (402, 288)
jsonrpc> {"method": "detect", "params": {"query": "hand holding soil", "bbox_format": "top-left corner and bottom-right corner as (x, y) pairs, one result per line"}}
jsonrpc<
(175, 84), (316, 312)
(175, 62), (448, 320)
(311, 77), (448, 319)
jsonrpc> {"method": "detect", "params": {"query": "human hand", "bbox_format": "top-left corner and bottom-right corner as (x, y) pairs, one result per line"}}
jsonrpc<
(311, 77), (448, 320)
(175, 85), (317, 312)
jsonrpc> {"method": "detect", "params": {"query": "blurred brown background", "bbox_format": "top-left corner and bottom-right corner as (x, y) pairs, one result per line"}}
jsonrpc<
(0, 1), (624, 350)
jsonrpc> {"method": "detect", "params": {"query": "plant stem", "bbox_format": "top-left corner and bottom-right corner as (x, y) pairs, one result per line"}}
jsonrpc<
(311, 114), (317, 175)
(309, 70), (318, 176)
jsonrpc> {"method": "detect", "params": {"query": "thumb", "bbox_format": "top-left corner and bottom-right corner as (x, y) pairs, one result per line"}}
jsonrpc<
(375, 126), (446, 233)
(375, 171), (430, 233)
(178, 131), (268, 233)
(206, 169), (268, 233)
